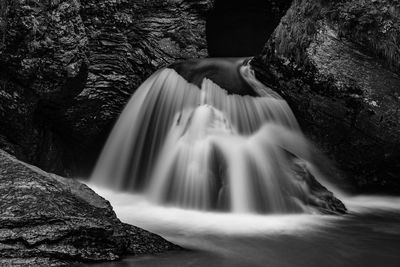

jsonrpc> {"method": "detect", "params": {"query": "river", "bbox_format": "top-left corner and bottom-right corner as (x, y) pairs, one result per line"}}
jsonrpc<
(89, 186), (400, 267)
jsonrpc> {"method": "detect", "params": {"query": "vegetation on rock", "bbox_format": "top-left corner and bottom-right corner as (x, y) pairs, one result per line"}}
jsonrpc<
(332, 0), (400, 73)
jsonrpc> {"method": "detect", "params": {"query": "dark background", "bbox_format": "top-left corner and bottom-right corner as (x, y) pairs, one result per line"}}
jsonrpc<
(206, 0), (289, 57)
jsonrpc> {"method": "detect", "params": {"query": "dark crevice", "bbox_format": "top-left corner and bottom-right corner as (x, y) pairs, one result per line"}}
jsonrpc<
(206, 0), (292, 57)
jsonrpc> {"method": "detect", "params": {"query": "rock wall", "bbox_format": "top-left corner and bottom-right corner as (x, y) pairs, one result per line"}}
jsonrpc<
(252, 0), (400, 193)
(0, 0), (212, 176)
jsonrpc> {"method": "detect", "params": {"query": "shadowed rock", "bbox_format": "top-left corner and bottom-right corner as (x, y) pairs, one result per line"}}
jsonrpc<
(0, 0), (212, 176)
(252, 0), (400, 194)
(169, 57), (257, 96)
(0, 149), (179, 266)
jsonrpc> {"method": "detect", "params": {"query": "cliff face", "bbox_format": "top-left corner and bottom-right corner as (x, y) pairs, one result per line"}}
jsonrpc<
(0, 0), (211, 176)
(0, 149), (179, 265)
(252, 0), (400, 193)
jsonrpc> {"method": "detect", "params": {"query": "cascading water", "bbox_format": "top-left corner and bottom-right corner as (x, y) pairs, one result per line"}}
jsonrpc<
(91, 58), (345, 214)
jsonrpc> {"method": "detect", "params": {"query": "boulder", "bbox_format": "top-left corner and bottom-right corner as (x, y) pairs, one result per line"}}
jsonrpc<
(252, 0), (400, 193)
(0, 149), (179, 266)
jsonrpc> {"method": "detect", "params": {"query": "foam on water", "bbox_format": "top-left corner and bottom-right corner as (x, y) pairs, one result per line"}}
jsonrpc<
(87, 183), (400, 256)
(88, 184), (335, 235)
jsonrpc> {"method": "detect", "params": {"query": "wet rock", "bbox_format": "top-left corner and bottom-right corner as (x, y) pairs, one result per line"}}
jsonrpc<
(252, 0), (400, 194)
(0, 149), (179, 265)
(0, 0), (211, 176)
(291, 158), (346, 215)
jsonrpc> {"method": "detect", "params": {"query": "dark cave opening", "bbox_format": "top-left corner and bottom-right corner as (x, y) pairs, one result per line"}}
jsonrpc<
(206, 0), (291, 57)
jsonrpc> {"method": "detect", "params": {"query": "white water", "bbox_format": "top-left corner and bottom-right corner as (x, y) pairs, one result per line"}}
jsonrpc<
(89, 184), (335, 237)
(89, 184), (400, 267)
(90, 59), (343, 214)
(88, 184), (400, 235)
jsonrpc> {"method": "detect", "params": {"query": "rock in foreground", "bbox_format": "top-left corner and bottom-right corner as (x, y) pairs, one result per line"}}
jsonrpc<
(0, 150), (179, 266)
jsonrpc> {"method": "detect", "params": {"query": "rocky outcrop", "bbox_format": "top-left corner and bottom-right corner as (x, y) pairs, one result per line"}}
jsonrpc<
(0, 0), (212, 176)
(291, 158), (346, 214)
(0, 149), (179, 265)
(252, 0), (400, 193)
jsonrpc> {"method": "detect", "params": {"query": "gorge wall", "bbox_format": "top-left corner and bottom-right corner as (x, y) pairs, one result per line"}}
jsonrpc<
(252, 0), (400, 193)
(0, 0), (212, 176)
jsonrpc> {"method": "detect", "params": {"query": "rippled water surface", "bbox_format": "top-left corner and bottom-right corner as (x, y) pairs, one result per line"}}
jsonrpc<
(89, 185), (400, 267)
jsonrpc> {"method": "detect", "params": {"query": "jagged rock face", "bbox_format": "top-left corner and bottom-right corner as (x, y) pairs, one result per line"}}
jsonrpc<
(206, 0), (292, 57)
(0, 149), (179, 265)
(0, 0), (212, 176)
(252, 0), (400, 194)
(290, 158), (346, 215)
(0, 0), (88, 174)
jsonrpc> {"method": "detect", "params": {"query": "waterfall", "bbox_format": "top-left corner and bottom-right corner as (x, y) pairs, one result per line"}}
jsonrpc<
(91, 58), (345, 214)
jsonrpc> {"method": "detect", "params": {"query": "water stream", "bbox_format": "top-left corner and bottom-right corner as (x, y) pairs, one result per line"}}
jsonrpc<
(88, 58), (400, 266)
(89, 186), (400, 267)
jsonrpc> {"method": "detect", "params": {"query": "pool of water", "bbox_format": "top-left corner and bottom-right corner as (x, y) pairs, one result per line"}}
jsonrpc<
(89, 186), (400, 267)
